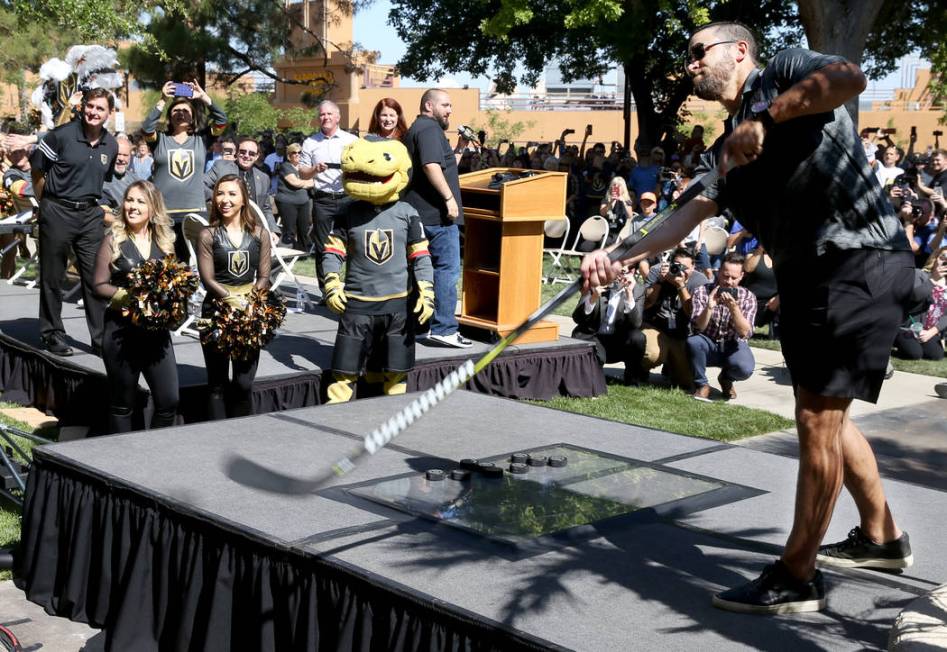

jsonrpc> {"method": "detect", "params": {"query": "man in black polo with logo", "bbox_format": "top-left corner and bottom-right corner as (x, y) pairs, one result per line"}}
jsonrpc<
(31, 87), (118, 356)
(581, 22), (914, 613)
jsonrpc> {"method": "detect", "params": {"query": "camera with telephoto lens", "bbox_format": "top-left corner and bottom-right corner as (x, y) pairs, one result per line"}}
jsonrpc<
(458, 125), (477, 142)
(668, 261), (685, 277)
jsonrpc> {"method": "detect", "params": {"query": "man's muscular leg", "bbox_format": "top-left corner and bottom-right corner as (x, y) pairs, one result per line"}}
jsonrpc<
(781, 387), (902, 580)
(781, 387), (848, 580)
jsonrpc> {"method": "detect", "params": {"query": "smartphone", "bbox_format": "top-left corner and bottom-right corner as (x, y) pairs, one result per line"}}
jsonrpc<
(864, 127), (880, 134)
(174, 83), (193, 98)
(882, 128), (897, 135)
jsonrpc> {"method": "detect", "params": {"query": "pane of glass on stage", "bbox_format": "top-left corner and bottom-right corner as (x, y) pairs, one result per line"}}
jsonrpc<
(348, 444), (759, 549)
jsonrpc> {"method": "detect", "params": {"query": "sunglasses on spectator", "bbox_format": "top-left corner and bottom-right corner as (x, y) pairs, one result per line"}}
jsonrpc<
(687, 40), (738, 63)
(238, 148), (258, 156)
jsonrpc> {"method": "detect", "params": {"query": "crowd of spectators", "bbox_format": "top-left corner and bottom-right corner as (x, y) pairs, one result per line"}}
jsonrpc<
(1, 98), (945, 392)
(565, 126), (947, 397)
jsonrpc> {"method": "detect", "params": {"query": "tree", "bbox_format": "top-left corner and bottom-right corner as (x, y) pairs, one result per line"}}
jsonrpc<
(390, 0), (801, 151)
(10, 0), (374, 90)
(390, 0), (946, 150)
(0, 7), (83, 118)
(797, 0), (945, 124)
(469, 109), (534, 147)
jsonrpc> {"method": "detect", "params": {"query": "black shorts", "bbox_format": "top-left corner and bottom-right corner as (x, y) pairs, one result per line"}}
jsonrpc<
(332, 310), (414, 374)
(776, 248), (914, 403)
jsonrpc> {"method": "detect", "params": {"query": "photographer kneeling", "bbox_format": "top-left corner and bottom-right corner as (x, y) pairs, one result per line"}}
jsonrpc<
(571, 266), (647, 385)
(640, 247), (706, 387)
(688, 253), (757, 401)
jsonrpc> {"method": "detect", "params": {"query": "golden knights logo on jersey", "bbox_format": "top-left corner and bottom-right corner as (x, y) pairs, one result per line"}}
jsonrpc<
(365, 228), (393, 266)
(228, 250), (249, 277)
(169, 149), (195, 181)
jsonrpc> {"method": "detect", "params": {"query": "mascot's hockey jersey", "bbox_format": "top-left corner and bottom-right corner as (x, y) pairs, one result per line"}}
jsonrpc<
(321, 136), (435, 403)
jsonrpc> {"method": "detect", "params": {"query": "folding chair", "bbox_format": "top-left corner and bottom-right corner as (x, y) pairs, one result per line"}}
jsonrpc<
(174, 213), (209, 338)
(560, 215), (609, 274)
(251, 200), (312, 311)
(542, 217), (571, 284)
(4, 198), (39, 287)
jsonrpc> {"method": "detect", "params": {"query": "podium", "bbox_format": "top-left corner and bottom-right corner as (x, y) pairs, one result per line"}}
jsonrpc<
(458, 168), (567, 344)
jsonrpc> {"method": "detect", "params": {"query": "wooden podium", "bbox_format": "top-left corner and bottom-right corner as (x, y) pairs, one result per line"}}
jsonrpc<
(458, 168), (567, 344)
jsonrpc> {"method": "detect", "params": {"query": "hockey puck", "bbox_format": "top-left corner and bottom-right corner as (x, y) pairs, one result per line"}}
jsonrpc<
(510, 453), (528, 464)
(527, 455), (547, 467)
(547, 455), (568, 468)
(450, 469), (471, 481)
(477, 462), (497, 472)
(459, 458), (480, 470)
(481, 466), (504, 479)
(425, 469), (446, 481)
(509, 462), (529, 474)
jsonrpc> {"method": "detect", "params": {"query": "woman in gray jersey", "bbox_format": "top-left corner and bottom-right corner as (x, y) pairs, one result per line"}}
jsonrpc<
(142, 80), (228, 260)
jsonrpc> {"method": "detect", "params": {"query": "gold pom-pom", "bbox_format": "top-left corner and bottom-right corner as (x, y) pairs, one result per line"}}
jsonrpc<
(122, 255), (200, 330)
(199, 288), (287, 360)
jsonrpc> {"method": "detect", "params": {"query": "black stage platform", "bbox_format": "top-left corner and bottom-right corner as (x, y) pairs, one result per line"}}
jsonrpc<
(15, 392), (946, 651)
(0, 282), (604, 431)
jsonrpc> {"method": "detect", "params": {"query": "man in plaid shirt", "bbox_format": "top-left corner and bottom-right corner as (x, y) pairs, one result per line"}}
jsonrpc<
(688, 252), (756, 400)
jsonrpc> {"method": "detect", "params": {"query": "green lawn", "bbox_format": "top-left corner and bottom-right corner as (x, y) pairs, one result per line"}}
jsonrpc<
(532, 378), (795, 443)
(0, 404), (41, 580)
(748, 330), (947, 379)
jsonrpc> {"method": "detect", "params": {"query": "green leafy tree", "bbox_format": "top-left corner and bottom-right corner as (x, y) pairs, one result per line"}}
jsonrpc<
(0, 7), (83, 118)
(390, 0), (801, 151)
(225, 91), (282, 135)
(469, 109), (534, 146)
(391, 0), (945, 150)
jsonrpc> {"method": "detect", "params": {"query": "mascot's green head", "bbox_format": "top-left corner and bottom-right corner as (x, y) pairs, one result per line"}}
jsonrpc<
(341, 136), (412, 205)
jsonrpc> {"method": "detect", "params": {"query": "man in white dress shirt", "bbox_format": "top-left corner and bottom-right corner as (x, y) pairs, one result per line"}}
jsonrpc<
(299, 100), (357, 292)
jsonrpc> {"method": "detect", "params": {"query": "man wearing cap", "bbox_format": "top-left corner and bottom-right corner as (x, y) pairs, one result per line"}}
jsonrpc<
(31, 87), (118, 356)
(628, 146), (665, 209)
(298, 100), (357, 292)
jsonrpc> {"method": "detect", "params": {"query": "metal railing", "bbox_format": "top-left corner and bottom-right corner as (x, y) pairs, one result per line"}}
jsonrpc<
(481, 92), (630, 112)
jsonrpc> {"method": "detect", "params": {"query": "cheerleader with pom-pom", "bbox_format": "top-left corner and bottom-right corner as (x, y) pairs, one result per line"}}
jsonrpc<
(197, 175), (274, 418)
(92, 181), (182, 433)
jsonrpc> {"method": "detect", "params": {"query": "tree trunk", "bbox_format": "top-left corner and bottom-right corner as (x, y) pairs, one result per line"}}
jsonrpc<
(797, 0), (886, 127)
(628, 69), (661, 154)
(622, 63), (632, 152)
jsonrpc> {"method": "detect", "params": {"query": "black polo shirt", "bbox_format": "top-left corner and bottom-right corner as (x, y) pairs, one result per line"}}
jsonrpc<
(31, 118), (118, 203)
(695, 48), (910, 270)
(403, 115), (464, 227)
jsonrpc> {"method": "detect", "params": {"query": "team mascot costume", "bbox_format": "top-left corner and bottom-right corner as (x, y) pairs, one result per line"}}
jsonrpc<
(322, 136), (434, 402)
(32, 45), (124, 129)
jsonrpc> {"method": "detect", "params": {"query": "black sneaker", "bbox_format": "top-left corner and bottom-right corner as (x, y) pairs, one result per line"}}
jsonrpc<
(816, 526), (913, 569)
(712, 560), (826, 614)
(42, 335), (73, 357)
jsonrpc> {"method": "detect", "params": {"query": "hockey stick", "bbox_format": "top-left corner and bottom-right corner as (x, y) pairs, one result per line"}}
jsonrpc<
(226, 167), (721, 492)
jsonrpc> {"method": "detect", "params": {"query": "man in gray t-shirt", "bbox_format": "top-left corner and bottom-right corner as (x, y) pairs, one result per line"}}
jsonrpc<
(581, 21), (914, 615)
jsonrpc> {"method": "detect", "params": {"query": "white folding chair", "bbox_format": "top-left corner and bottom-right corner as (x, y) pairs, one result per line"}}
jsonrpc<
(4, 198), (39, 287)
(250, 201), (309, 292)
(174, 213), (209, 338)
(542, 217), (571, 284)
(560, 215), (609, 274)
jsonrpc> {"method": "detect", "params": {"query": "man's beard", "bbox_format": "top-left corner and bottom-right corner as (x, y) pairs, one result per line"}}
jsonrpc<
(435, 113), (450, 130)
(691, 58), (735, 101)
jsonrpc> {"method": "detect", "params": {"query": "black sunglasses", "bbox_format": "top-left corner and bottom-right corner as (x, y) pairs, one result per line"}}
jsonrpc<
(687, 40), (738, 63)
(237, 148), (258, 156)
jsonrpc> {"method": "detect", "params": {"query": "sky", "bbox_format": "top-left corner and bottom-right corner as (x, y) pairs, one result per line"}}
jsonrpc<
(353, 1), (926, 96)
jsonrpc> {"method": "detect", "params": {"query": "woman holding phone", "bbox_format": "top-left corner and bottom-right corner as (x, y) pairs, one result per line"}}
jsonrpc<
(142, 80), (228, 260)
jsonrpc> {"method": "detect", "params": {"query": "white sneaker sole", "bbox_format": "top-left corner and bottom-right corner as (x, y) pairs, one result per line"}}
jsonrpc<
(816, 553), (913, 569)
(712, 595), (826, 614)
